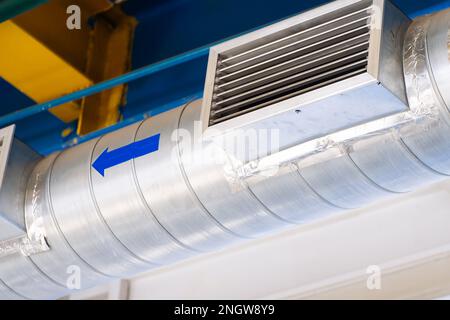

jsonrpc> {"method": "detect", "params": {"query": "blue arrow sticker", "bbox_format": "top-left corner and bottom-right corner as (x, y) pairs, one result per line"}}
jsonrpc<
(93, 133), (160, 176)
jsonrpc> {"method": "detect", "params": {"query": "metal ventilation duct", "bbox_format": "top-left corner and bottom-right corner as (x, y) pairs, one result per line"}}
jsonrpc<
(0, 0), (449, 299)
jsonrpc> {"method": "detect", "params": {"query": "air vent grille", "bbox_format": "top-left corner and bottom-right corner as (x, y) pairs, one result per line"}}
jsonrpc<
(208, 1), (374, 126)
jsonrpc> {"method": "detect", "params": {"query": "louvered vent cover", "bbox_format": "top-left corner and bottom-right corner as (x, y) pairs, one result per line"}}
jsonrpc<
(204, 0), (374, 127)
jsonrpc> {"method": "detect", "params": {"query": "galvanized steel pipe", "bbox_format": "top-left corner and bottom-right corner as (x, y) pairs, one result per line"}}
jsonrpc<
(0, 7), (450, 300)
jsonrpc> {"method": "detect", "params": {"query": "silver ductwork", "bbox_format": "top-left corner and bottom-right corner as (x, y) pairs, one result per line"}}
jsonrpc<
(0, 0), (449, 299)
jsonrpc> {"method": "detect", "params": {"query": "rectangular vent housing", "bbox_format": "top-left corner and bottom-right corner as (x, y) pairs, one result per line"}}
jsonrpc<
(202, 0), (411, 157)
(210, 1), (372, 126)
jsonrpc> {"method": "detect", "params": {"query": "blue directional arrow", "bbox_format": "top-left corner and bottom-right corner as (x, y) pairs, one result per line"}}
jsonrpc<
(92, 133), (160, 177)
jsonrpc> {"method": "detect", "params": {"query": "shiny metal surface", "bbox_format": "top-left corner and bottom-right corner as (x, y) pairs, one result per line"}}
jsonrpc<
(299, 152), (393, 209)
(27, 154), (111, 290)
(401, 9), (450, 175)
(0, 137), (40, 238)
(1, 2), (450, 300)
(134, 107), (239, 251)
(50, 139), (152, 277)
(0, 279), (24, 300)
(349, 134), (443, 192)
(0, 128), (49, 258)
(180, 101), (291, 237)
(0, 253), (66, 299)
(248, 164), (343, 223)
(92, 123), (195, 265)
(426, 9), (450, 112)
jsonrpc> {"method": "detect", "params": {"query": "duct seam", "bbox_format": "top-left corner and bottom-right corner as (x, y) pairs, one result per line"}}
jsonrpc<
(218, 138), (299, 225)
(244, 185), (298, 225)
(398, 137), (450, 177)
(30, 156), (109, 283)
(345, 152), (404, 194)
(176, 101), (251, 241)
(0, 254), (67, 299)
(47, 151), (117, 279)
(425, 13), (450, 116)
(2, 2), (450, 300)
(26, 255), (68, 289)
(87, 136), (159, 267)
(0, 277), (29, 300)
(292, 163), (349, 210)
(400, 12), (450, 176)
(25, 167), (50, 257)
(131, 119), (201, 254)
(25, 164), (73, 289)
(387, 130), (445, 179)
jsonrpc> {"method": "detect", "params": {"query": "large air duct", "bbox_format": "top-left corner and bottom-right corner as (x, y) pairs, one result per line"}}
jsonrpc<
(0, 0), (449, 299)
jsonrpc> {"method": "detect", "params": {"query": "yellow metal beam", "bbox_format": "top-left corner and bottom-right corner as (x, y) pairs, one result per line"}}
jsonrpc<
(78, 7), (137, 135)
(13, 0), (113, 73)
(0, 20), (92, 122)
(7, 0), (113, 123)
(1, 0), (135, 132)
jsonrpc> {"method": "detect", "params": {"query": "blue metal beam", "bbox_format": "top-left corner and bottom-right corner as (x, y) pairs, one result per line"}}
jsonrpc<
(0, 78), (70, 153)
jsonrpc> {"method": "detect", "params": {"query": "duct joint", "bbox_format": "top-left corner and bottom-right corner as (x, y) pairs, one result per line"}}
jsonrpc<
(0, 125), (49, 259)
